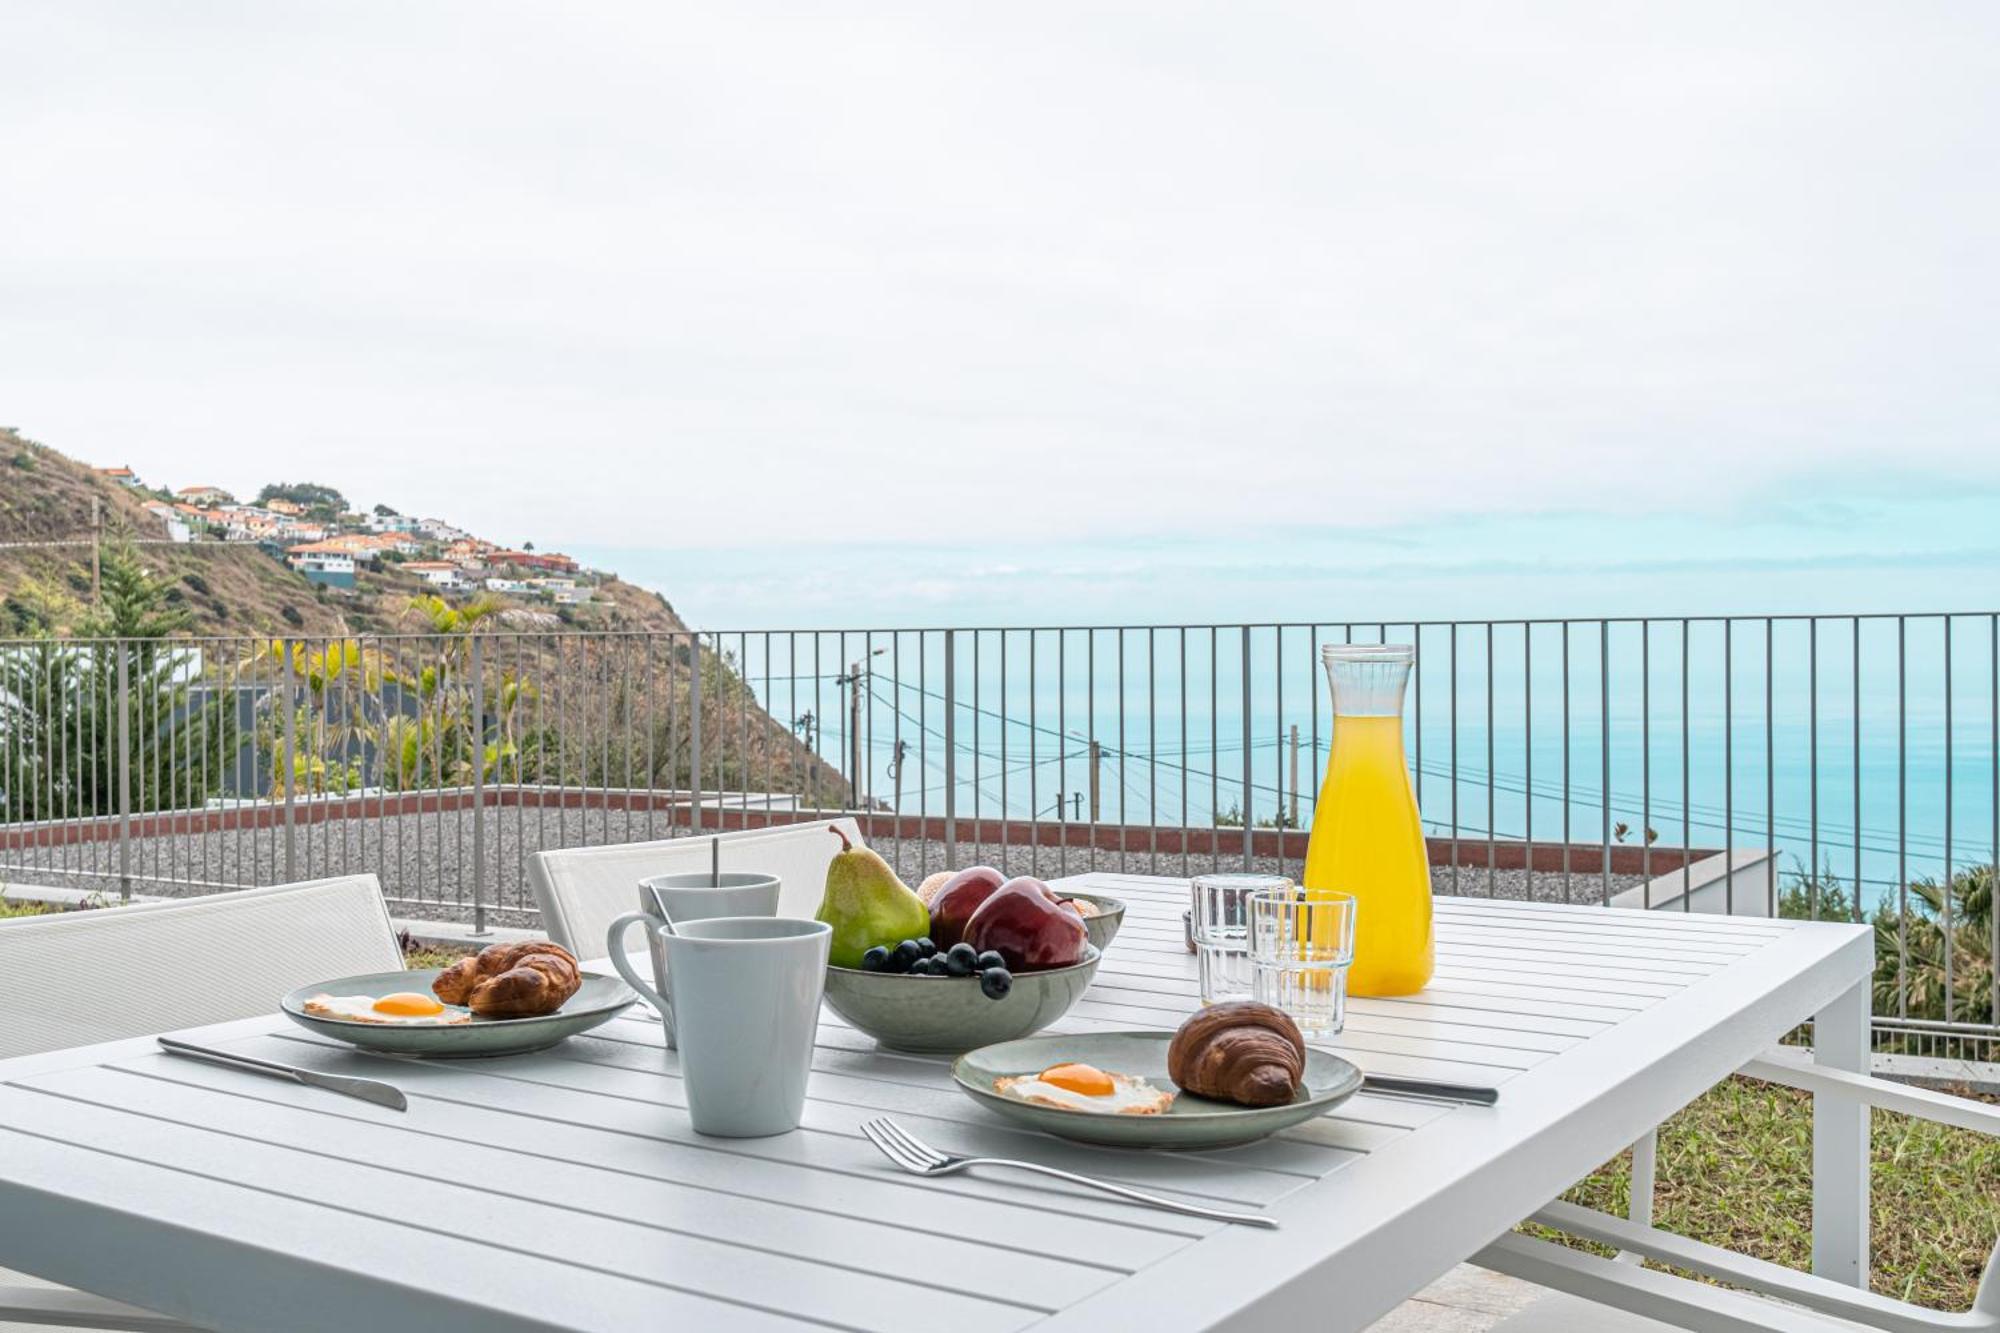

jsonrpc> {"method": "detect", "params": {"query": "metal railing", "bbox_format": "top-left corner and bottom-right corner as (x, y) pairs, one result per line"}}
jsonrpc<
(2, 615), (1994, 1061)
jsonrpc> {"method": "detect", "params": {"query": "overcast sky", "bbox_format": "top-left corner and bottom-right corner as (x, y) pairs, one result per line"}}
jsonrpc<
(2, 3), (1996, 621)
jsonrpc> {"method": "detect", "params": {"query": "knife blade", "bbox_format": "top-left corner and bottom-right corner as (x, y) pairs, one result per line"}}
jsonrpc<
(157, 1036), (408, 1111)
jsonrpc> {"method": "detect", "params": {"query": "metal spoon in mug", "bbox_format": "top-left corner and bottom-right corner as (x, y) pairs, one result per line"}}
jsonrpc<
(646, 884), (679, 935)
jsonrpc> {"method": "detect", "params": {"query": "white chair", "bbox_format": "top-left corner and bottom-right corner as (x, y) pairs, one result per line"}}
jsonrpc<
(527, 817), (864, 957)
(1477, 1050), (2000, 1332)
(0, 875), (404, 1330)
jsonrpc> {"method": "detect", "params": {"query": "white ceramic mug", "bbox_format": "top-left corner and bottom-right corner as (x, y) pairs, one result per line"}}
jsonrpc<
(606, 915), (831, 1138)
(626, 871), (781, 1048)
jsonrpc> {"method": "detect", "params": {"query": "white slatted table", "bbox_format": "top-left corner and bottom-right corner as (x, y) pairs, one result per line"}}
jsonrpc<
(0, 875), (1873, 1333)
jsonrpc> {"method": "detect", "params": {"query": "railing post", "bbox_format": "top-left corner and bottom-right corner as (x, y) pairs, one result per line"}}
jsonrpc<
(115, 642), (131, 902)
(689, 632), (703, 834)
(282, 641), (298, 883)
(944, 630), (957, 865)
(470, 632), (488, 935)
(1241, 626), (1253, 871)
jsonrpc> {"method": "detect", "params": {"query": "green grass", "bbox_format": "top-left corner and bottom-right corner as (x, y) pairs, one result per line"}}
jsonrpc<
(1529, 1073), (2000, 1311)
(0, 896), (54, 919)
(402, 944), (470, 970)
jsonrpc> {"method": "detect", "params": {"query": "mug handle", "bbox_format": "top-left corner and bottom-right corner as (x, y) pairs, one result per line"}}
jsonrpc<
(606, 911), (674, 1042)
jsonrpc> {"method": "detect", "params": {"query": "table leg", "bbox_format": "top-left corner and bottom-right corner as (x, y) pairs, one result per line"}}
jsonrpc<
(1811, 978), (1870, 1287)
(1616, 1129), (1657, 1266)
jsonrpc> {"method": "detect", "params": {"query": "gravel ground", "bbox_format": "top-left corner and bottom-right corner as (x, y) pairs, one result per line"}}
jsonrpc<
(5, 807), (1652, 923)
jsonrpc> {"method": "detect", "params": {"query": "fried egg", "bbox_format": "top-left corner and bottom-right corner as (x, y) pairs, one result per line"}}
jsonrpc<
(303, 992), (472, 1026)
(993, 1062), (1175, 1115)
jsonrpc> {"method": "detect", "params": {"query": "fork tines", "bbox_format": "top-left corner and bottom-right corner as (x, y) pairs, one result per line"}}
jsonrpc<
(860, 1116), (946, 1173)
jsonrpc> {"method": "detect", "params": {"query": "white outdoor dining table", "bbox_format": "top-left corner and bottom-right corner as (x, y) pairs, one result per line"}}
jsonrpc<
(0, 873), (1874, 1333)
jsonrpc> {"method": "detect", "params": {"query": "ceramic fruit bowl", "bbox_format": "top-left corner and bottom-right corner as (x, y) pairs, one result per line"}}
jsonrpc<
(1058, 893), (1124, 953)
(821, 945), (1100, 1054)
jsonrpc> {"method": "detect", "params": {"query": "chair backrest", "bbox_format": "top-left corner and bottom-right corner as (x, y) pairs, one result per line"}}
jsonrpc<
(0, 875), (404, 1060)
(528, 817), (863, 957)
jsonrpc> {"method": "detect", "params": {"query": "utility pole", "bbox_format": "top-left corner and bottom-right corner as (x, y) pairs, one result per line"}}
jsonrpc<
(889, 738), (908, 816)
(835, 646), (886, 811)
(848, 658), (864, 808)
(1087, 740), (1102, 824)
(90, 496), (102, 605)
(1289, 724), (1301, 828)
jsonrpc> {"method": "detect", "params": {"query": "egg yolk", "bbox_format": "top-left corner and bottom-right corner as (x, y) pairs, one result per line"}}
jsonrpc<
(372, 992), (445, 1017)
(1039, 1063), (1116, 1096)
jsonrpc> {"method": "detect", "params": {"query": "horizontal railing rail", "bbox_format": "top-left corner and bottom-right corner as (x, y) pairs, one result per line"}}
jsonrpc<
(2, 614), (1994, 1058)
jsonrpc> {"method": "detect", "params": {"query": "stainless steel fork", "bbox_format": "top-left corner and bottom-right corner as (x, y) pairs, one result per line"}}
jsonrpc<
(858, 1117), (1278, 1229)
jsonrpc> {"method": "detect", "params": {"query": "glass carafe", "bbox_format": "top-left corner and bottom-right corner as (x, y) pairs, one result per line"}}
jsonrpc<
(1301, 645), (1433, 995)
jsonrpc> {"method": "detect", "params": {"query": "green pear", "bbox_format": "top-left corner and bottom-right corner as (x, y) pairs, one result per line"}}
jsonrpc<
(815, 826), (928, 968)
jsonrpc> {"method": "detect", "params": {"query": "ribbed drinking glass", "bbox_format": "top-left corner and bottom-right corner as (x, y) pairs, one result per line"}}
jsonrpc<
(1190, 873), (1289, 1006)
(1248, 885), (1357, 1037)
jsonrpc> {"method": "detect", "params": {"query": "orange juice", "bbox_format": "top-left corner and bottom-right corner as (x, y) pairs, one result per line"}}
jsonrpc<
(1302, 650), (1434, 995)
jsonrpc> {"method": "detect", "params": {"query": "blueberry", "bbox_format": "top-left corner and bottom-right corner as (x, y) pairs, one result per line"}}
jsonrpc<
(909, 958), (934, 976)
(944, 943), (976, 976)
(860, 946), (890, 972)
(916, 937), (936, 956)
(979, 967), (1013, 1000)
(975, 950), (1005, 972)
(929, 951), (951, 970)
(892, 940), (924, 970)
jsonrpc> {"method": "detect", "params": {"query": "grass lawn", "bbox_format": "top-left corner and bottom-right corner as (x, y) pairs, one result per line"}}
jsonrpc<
(1533, 1073), (2000, 1311)
(401, 943), (471, 970)
(0, 897), (55, 919)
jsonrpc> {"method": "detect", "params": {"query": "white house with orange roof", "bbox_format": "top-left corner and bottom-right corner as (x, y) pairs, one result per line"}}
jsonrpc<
(401, 561), (465, 590)
(95, 465), (144, 487)
(174, 485), (233, 507)
(286, 547), (357, 588)
(141, 501), (192, 542)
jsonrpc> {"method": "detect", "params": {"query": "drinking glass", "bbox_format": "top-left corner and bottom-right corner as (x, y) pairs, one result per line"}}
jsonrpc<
(1191, 873), (1290, 1005)
(1248, 886), (1357, 1037)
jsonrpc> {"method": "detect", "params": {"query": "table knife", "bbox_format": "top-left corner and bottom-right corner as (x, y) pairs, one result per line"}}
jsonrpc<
(157, 1036), (408, 1111)
(1361, 1074), (1499, 1106)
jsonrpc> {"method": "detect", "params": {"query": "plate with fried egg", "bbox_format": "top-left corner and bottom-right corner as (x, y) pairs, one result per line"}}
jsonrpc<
(953, 1032), (1363, 1148)
(280, 969), (635, 1057)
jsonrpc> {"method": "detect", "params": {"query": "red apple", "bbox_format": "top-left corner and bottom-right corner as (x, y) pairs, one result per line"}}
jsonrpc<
(965, 876), (1088, 971)
(928, 866), (1007, 949)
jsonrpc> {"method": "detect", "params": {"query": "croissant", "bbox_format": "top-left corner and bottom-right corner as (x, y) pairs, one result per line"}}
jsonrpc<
(1167, 1001), (1306, 1107)
(432, 940), (582, 1018)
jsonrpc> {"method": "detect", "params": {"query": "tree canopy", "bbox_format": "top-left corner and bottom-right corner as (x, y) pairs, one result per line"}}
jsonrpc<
(256, 482), (348, 512)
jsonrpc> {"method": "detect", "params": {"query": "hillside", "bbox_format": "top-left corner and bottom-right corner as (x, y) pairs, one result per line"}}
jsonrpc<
(0, 428), (846, 803)
(0, 428), (686, 639)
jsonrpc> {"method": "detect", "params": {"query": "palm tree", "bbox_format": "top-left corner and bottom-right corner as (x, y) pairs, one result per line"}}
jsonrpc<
(0, 544), (235, 819)
(1872, 864), (1994, 1031)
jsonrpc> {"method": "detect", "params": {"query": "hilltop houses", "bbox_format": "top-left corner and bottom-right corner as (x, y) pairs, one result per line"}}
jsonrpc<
(96, 458), (599, 611)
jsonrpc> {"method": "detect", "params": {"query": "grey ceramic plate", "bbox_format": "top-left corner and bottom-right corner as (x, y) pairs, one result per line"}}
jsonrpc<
(953, 1031), (1363, 1149)
(280, 968), (636, 1058)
